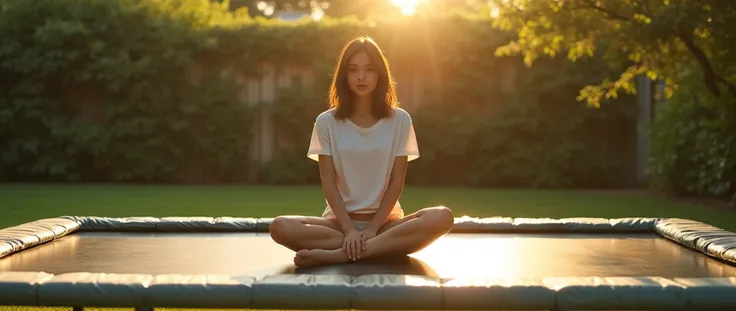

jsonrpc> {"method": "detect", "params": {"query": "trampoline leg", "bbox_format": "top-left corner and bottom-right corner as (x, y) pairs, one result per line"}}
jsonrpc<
(72, 307), (83, 311)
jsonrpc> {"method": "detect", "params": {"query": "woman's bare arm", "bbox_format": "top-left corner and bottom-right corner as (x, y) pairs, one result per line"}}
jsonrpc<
(366, 155), (408, 232)
(318, 155), (356, 233)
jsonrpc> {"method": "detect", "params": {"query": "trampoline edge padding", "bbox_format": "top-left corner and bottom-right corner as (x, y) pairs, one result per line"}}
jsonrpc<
(655, 218), (736, 265)
(4, 216), (736, 260)
(0, 217), (81, 260)
(2, 215), (661, 260)
(60, 215), (661, 232)
(1, 272), (735, 310)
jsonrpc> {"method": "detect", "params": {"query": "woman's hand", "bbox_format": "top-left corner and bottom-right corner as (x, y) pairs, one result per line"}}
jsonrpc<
(343, 229), (363, 260)
(360, 228), (378, 251)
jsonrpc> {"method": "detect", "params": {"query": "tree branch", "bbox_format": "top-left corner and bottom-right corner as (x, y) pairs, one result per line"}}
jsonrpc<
(717, 75), (736, 97)
(578, 0), (632, 22)
(676, 30), (724, 97)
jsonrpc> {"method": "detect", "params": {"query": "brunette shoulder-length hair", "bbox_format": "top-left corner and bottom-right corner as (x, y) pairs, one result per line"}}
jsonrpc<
(327, 36), (398, 120)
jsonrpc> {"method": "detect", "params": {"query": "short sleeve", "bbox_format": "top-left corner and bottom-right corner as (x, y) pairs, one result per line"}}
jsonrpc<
(396, 112), (420, 161)
(307, 116), (331, 161)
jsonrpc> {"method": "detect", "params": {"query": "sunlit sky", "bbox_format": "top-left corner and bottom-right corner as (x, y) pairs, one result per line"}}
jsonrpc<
(256, 0), (500, 20)
(392, 0), (499, 17)
(391, 0), (423, 15)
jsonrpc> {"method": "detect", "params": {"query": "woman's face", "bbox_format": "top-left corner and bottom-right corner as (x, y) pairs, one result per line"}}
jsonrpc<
(347, 51), (378, 98)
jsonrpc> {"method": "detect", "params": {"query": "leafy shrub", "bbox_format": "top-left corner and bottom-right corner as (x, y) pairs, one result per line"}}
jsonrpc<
(649, 68), (736, 200)
(0, 0), (253, 182)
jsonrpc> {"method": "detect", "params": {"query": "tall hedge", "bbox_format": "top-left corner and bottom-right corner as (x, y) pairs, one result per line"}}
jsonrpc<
(649, 66), (736, 201)
(0, 0), (639, 187)
(0, 0), (255, 182)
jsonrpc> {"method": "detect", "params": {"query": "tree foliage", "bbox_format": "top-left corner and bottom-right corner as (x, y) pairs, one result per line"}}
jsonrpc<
(490, 0), (736, 107)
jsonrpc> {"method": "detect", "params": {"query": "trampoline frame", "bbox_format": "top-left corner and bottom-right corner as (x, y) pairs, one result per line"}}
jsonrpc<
(1, 215), (735, 311)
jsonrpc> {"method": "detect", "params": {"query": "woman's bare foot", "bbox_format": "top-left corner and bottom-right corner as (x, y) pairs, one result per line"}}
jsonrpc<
(293, 249), (348, 268)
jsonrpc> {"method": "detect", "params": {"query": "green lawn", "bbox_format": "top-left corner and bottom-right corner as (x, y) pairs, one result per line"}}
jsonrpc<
(1, 183), (735, 311)
(1, 183), (735, 230)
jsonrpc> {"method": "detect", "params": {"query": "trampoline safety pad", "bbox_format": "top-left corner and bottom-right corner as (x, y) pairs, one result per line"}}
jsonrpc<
(0, 215), (734, 310)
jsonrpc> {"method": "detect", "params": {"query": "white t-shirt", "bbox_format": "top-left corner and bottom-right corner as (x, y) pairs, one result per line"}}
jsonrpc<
(307, 107), (419, 219)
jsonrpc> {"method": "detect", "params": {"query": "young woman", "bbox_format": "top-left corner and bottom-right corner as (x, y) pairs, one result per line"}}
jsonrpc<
(269, 36), (454, 268)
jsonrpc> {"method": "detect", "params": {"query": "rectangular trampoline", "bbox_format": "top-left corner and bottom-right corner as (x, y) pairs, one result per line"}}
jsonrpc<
(1, 215), (736, 310)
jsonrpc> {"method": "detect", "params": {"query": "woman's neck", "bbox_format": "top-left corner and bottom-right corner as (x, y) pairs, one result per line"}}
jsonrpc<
(352, 96), (372, 116)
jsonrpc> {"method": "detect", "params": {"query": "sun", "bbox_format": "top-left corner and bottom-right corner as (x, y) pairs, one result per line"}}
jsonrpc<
(390, 0), (423, 15)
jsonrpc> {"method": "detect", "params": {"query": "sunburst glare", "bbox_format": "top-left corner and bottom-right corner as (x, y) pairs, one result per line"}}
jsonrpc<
(391, 0), (424, 15)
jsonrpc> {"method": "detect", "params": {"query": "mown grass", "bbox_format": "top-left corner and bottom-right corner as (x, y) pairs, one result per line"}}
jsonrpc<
(1, 183), (734, 230)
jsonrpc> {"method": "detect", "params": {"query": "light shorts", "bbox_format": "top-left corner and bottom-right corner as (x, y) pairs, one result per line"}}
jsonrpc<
(352, 220), (371, 231)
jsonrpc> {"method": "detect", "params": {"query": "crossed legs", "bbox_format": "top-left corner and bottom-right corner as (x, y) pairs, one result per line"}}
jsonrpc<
(269, 206), (454, 267)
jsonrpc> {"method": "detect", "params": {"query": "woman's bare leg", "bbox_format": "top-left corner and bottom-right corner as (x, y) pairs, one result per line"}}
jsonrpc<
(294, 206), (454, 267)
(269, 216), (344, 252)
(269, 213), (401, 252)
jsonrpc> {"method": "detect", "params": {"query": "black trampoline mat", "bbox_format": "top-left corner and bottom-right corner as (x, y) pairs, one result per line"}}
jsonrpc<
(1, 232), (735, 278)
